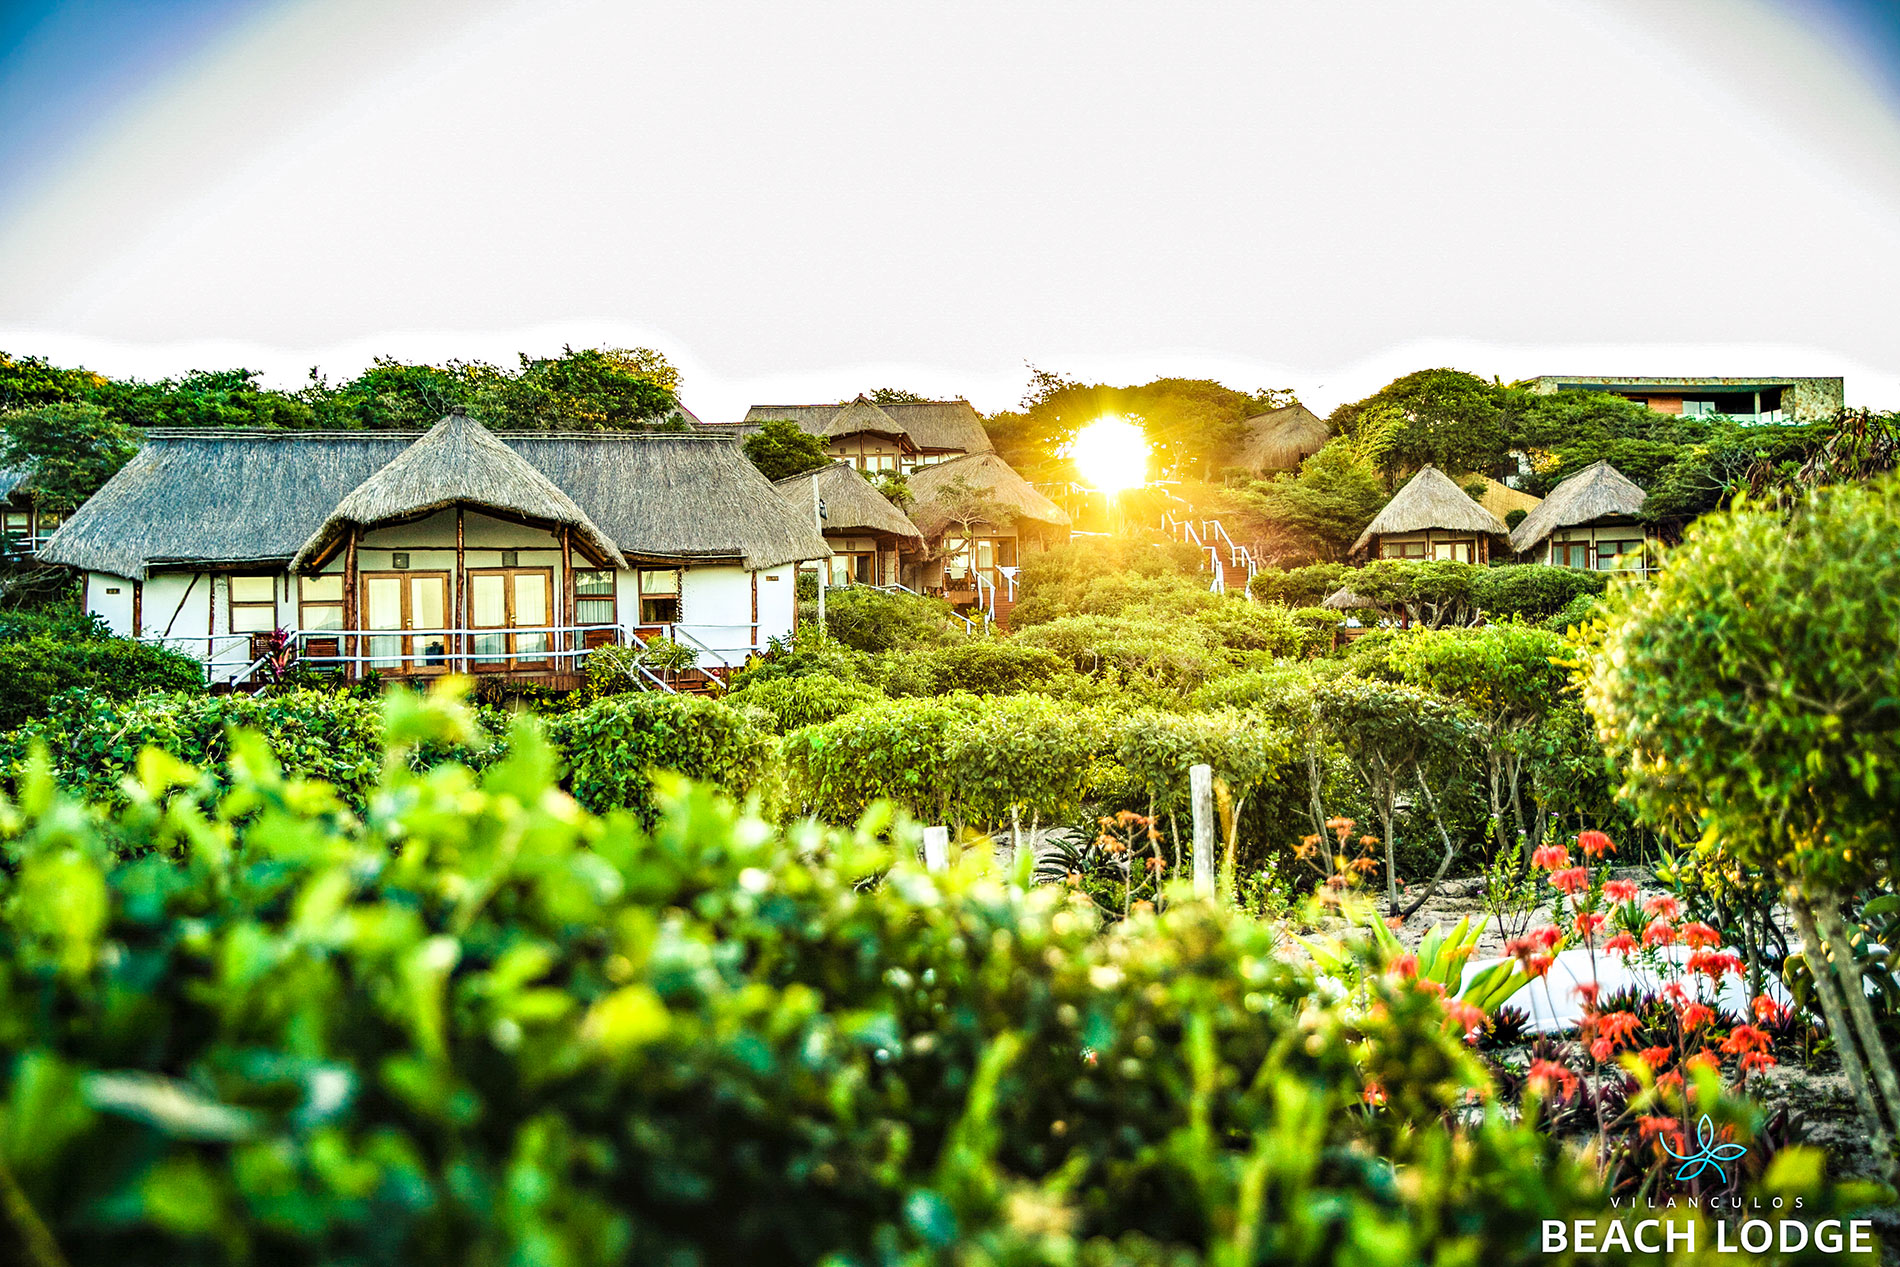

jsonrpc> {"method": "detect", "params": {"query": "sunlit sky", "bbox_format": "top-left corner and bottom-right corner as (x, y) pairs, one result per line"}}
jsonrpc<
(3, 0), (1900, 418)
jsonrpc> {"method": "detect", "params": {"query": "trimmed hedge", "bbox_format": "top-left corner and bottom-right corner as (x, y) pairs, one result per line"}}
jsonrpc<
(544, 690), (777, 819)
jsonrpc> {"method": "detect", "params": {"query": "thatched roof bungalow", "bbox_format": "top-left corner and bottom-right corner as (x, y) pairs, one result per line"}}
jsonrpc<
(44, 412), (829, 686)
(905, 452), (1071, 602)
(1509, 460), (1652, 572)
(734, 396), (993, 473)
(774, 461), (923, 587)
(1350, 465), (1509, 564)
(1233, 403), (1330, 474)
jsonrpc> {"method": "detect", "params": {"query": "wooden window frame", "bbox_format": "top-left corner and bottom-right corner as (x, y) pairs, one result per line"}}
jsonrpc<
(229, 574), (280, 635)
(360, 569), (452, 674)
(637, 568), (681, 627)
(299, 574), (346, 633)
(573, 567), (618, 647)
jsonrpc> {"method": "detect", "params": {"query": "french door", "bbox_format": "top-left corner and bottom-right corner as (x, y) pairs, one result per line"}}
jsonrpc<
(467, 567), (554, 670)
(360, 571), (450, 674)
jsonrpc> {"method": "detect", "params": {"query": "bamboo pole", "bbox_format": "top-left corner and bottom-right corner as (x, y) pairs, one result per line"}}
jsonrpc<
(1190, 763), (1215, 898)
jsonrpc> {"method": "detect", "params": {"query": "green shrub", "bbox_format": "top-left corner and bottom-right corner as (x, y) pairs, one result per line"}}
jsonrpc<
(1469, 565), (1608, 621)
(723, 672), (888, 732)
(783, 694), (980, 822)
(873, 639), (1071, 697)
(806, 584), (959, 652)
(1014, 615), (1225, 696)
(0, 687), (388, 807)
(1009, 535), (1209, 628)
(726, 629), (874, 689)
(545, 691), (777, 820)
(0, 631), (205, 732)
(1186, 598), (1309, 656)
(0, 693), (1669, 1264)
(1248, 562), (1351, 607)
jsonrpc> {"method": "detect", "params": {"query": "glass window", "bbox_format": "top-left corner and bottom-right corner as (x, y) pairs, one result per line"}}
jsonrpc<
(1553, 541), (1589, 569)
(1432, 540), (1474, 563)
(2, 511), (27, 542)
(640, 595), (681, 624)
(574, 568), (616, 627)
(638, 568), (680, 597)
(230, 575), (278, 633)
(300, 574), (344, 631)
(1596, 540), (1644, 571)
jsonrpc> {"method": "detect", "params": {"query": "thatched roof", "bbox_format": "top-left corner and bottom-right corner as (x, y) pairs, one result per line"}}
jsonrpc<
(1509, 460), (1648, 554)
(44, 421), (831, 579)
(907, 452), (1071, 538)
(1321, 585), (1376, 610)
(742, 398), (993, 454)
(1470, 476), (1542, 522)
(0, 468), (32, 502)
(508, 433), (831, 569)
(292, 414), (625, 570)
(773, 462), (923, 544)
(1234, 403), (1329, 472)
(1350, 465), (1509, 555)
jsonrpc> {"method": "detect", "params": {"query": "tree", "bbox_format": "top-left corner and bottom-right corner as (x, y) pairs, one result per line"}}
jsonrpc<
(865, 388), (927, 404)
(1233, 440), (1388, 563)
(742, 419), (831, 481)
(1585, 477), (1900, 1171)
(0, 403), (142, 514)
(1330, 369), (1509, 479)
(983, 368), (1272, 482)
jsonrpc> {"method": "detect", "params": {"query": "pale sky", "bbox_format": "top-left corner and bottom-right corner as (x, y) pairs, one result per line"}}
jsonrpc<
(2, 0), (1899, 418)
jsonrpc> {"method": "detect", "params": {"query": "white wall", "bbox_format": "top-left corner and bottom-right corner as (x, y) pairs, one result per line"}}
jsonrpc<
(87, 572), (135, 637)
(679, 564), (758, 665)
(756, 564), (797, 646)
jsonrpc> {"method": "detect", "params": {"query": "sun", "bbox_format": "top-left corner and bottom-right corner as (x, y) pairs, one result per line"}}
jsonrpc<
(1069, 416), (1150, 493)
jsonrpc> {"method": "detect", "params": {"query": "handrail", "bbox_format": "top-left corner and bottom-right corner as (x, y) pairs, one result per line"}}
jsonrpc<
(621, 631), (679, 694)
(664, 626), (729, 692)
(874, 583), (981, 636)
(295, 623), (621, 675)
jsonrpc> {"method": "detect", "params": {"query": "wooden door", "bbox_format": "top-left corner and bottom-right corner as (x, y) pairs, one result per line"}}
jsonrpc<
(360, 571), (450, 674)
(467, 567), (554, 671)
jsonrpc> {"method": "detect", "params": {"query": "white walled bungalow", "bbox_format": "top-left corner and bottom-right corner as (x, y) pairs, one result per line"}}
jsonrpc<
(1350, 465), (1509, 564)
(1508, 460), (1653, 573)
(41, 412), (830, 686)
(773, 461), (924, 588)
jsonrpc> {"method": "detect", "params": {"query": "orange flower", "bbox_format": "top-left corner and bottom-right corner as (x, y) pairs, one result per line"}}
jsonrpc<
(1604, 932), (1637, 956)
(1391, 953), (1419, 979)
(1637, 1045), (1673, 1070)
(1528, 1058), (1579, 1100)
(1678, 1002), (1715, 1031)
(1686, 950), (1743, 981)
(1531, 844), (1570, 871)
(1528, 953), (1555, 979)
(1603, 879), (1639, 903)
(1641, 920), (1677, 948)
(1721, 1024), (1771, 1055)
(1575, 911), (1607, 938)
(1533, 925), (1564, 950)
(1739, 1051), (1778, 1073)
(1551, 867), (1591, 895)
(1643, 895), (1682, 920)
(1596, 1011), (1642, 1047)
(1446, 1001), (1487, 1037)
(1577, 829), (1616, 857)
(1751, 994), (1788, 1024)
(1362, 1081), (1386, 1106)
(1680, 922), (1721, 950)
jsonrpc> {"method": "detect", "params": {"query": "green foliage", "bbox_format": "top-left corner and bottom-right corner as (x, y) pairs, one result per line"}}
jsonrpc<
(723, 673), (888, 733)
(874, 639), (1071, 697)
(1247, 562), (1350, 607)
(1468, 566), (1608, 621)
(544, 691), (776, 821)
(814, 584), (959, 652)
(984, 371), (1284, 481)
(1013, 615), (1227, 697)
(1330, 369), (1508, 478)
(741, 417), (832, 481)
(0, 402), (143, 514)
(0, 625), (204, 733)
(0, 692), (1654, 1264)
(1112, 708), (1292, 815)
(784, 694), (978, 822)
(1234, 440), (1389, 563)
(1585, 478), (1900, 889)
(0, 688), (387, 807)
(1503, 508), (1527, 530)
(1010, 535), (1209, 628)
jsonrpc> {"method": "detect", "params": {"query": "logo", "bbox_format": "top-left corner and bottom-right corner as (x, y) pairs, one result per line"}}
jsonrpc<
(1658, 1114), (1748, 1183)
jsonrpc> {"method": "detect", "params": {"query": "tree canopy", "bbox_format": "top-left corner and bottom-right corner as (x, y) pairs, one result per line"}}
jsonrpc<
(741, 419), (831, 482)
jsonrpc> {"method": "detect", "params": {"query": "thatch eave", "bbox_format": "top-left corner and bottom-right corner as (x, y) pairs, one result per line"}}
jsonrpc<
(1350, 465), (1509, 555)
(1509, 460), (1649, 554)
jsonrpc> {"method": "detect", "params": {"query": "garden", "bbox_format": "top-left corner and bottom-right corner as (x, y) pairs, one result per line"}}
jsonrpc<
(0, 475), (1897, 1263)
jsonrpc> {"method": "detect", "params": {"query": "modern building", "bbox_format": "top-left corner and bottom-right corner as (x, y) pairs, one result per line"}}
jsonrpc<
(1350, 465), (1509, 563)
(1526, 376), (1842, 424)
(41, 412), (829, 688)
(1508, 460), (1653, 573)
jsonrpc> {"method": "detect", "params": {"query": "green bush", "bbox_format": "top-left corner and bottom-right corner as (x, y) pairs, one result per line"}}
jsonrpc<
(0, 688), (389, 808)
(873, 639), (1072, 697)
(545, 690), (777, 820)
(1009, 535), (1209, 628)
(1186, 599), (1310, 656)
(805, 584), (959, 653)
(0, 691), (1674, 1265)
(1468, 565), (1608, 621)
(1248, 562), (1351, 607)
(783, 694), (980, 822)
(1014, 615), (1226, 696)
(723, 672), (888, 732)
(726, 629), (874, 689)
(0, 630), (205, 732)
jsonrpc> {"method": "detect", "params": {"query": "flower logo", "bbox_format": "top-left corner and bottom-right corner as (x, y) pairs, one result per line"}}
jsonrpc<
(1658, 1114), (1748, 1182)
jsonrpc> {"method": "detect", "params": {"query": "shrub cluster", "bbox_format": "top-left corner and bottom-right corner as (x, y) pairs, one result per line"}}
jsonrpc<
(0, 606), (204, 731)
(0, 694), (1647, 1265)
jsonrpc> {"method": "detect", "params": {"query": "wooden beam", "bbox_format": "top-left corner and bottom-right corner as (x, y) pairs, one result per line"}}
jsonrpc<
(131, 580), (142, 638)
(343, 526), (359, 681)
(455, 508), (466, 674)
(560, 524), (573, 645)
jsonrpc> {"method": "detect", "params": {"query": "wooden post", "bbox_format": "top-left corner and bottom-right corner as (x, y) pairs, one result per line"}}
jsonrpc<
(922, 825), (949, 873)
(1190, 763), (1216, 899)
(131, 580), (142, 639)
(560, 523), (573, 670)
(455, 509), (466, 673)
(812, 478), (826, 640)
(343, 526), (359, 681)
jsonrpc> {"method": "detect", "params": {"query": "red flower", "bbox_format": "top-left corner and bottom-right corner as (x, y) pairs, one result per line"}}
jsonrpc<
(1680, 922), (1721, 950)
(1416, 979), (1447, 999)
(1740, 1051), (1778, 1073)
(1550, 867), (1591, 896)
(1678, 1002), (1715, 1031)
(1638, 1115), (1685, 1152)
(1686, 950), (1743, 981)
(1362, 1081), (1386, 1106)
(1589, 1037), (1616, 1062)
(1685, 1047), (1720, 1073)
(1637, 1045), (1673, 1070)
(1531, 844), (1570, 871)
(1391, 953), (1419, 980)
(1604, 932), (1637, 956)
(1528, 1058), (1579, 1100)
(1577, 830), (1616, 858)
(1528, 954), (1555, 979)
(1575, 911), (1607, 938)
(1504, 936), (1535, 965)
(1533, 925), (1564, 950)
(1641, 920), (1678, 948)
(1574, 981), (1601, 1006)
(1595, 1010), (1643, 1048)
(1721, 1024), (1772, 1055)
(1603, 879), (1639, 904)
(1643, 895), (1682, 920)
(1446, 1000), (1488, 1037)
(1751, 994), (1788, 1024)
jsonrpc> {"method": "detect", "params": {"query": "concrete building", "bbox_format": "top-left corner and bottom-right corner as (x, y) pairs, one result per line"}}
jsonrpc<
(1527, 376), (1843, 424)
